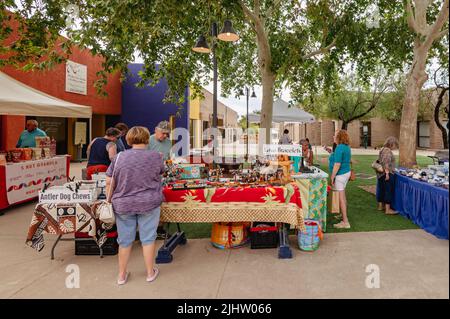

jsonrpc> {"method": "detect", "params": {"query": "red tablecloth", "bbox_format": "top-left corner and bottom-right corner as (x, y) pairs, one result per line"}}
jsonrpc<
(161, 184), (305, 230)
(0, 156), (70, 211)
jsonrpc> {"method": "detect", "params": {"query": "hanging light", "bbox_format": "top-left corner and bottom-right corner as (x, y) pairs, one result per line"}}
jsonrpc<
(192, 35), (211, 53)
(251, 90), (257, 98)
(217, 20), (239, 42)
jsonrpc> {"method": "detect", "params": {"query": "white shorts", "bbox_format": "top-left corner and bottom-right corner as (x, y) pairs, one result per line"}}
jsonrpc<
(334, 172), (351, 191)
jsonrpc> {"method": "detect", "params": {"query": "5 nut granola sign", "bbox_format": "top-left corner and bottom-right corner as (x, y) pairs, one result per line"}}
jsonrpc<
(5, 157), (67, 205)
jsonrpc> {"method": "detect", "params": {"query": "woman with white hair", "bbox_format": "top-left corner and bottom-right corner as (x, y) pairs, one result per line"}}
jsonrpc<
(376, 136), (399, 215)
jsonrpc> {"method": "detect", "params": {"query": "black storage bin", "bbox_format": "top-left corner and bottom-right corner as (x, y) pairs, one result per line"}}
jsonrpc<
(250, 222), (279, 249)
(75, 236), (118, 256)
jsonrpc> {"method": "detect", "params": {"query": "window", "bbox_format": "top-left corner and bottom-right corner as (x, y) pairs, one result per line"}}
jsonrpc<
(418, 121), (430, 148)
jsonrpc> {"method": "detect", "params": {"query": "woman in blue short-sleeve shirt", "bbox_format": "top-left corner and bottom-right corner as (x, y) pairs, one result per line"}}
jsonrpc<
(330, 130), (352, 229)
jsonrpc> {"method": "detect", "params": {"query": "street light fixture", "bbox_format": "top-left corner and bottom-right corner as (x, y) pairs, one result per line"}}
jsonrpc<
(192, 21), (239, 164)
(239, 87), (257, 162)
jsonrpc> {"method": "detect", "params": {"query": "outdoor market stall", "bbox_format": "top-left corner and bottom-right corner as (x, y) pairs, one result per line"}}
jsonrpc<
(0, 155), (71, 211)
(158, 183), (305, 262)
(0, 71), (92, 211)
(393, 167), (449, 240)
(25, 176), (114, 259)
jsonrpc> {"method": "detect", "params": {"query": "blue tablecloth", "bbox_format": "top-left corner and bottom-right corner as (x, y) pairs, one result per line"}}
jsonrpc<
(392, 173), (449, 240)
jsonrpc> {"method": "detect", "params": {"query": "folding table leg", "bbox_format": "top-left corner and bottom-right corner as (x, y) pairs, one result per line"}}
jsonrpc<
(51, 234), (63, 260)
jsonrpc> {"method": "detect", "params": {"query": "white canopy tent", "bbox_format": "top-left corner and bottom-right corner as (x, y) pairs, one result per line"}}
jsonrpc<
(248, 98), (315, 124)
(0, 71), (92, 118)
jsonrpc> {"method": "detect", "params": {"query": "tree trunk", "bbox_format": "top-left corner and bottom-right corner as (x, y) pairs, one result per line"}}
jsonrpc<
(434, 88), (449, 149)
(399, 42), (429, 168)
(260, 71), (276, 144)
(341, 121), (348, 130)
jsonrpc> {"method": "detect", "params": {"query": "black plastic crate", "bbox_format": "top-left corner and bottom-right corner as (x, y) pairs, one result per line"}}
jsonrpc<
(250, 222), (279, 249)
(75, 237), (118, 256)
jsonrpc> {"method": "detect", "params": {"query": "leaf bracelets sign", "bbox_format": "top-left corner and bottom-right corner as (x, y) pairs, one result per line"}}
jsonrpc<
(263, 144), (303, 157)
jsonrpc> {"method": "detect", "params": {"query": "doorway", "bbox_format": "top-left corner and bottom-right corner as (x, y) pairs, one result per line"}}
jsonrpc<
(360, 122), (372, 148)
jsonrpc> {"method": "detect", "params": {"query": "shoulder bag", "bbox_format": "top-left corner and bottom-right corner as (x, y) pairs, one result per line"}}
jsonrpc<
(371, 148), (385, 173)
(98, 152), (121, 224)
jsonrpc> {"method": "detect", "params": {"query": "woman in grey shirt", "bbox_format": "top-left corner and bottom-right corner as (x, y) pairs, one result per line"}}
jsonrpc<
(106, 126), (164, 285)
(376, 136), (399, 215)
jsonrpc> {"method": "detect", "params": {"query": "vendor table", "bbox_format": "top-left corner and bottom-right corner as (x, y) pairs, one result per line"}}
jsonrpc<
(292, 168), (328, 230)
(26, 202), (112, 259)
(158, 184), (305, 263)
(392, 173), (449, 240)
(0, 156), (70, 211)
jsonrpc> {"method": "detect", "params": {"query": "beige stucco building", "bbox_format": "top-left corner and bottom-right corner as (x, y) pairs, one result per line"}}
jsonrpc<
(279, 115), (448, 150)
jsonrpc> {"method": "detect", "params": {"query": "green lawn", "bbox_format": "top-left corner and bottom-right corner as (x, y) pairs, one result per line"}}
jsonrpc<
(323, 154), (433, 233)
(174, 155), (433, 238)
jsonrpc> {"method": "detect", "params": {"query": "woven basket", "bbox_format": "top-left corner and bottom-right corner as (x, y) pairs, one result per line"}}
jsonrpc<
(211, 222), (250, 249)
(298, 220), (323, 252)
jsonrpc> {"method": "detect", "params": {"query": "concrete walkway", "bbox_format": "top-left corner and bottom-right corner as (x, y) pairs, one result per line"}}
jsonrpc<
(0, 200), (448, 299)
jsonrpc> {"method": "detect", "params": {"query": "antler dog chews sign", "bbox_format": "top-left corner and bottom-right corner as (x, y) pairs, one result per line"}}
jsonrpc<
(263, 144), (303, 156)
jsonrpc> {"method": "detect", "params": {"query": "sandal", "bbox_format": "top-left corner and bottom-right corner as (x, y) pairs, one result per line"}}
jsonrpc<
(117, 272), (130, 285)
(385, 210), (399, 215)
(146, 268), (159, 283)
(333, 221), (351, 229)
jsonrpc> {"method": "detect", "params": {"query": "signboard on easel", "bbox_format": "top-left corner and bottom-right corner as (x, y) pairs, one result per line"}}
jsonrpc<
(74, 122), (87, 161)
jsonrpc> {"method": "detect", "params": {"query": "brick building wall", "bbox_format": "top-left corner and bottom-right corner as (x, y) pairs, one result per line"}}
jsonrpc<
(427, 118), (449, 149)
(370, 118), (401, 148)
(320, 120), (335, 146)
(306, 122), (321, 145)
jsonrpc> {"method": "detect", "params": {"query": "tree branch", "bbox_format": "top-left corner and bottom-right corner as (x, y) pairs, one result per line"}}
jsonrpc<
(254, 0), (260, 17)
(302, 38), (336, 59)
(238, 0), (258, 24)
(434, 28), (448, 41)
(265, 0), (282, 18)
(423, 0), (449, 48)
(405, 0), (420, 34)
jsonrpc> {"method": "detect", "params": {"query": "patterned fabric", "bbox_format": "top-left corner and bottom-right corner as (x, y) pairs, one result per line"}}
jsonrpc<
(378, 147), (396, 177)
(294, 178), (328, 230)
(26, 202), (112, 251)
(161, 185), (305, 231)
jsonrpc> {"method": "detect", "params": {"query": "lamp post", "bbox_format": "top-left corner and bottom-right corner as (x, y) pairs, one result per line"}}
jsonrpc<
(193, 20), (239, 165)
(239, 87), (256, 162)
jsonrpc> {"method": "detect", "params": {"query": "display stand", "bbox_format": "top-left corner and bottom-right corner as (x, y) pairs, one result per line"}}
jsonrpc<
(156, 222), (293, 263)
(156, 223), (187, 264)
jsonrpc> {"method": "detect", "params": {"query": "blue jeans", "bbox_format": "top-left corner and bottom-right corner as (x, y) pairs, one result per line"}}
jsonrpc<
(115, 207), (161, 248)
(376, 173), (395, 204)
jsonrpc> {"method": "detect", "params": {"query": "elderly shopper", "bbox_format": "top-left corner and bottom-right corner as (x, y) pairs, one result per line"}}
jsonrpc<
(148, 121), (172, 160)
(330, 130), (352, 229)
(86, 128), (120, 180)
(376, 136), (399, 215)
(106, 126), (165, 285)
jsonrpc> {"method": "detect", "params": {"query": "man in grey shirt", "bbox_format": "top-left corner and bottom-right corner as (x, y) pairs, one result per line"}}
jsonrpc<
(280, 129), (292, 145)
(148, 121), (172, 160)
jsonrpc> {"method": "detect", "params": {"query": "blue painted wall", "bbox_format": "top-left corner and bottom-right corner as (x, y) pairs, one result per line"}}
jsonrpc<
(121, 63), (190, 155)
